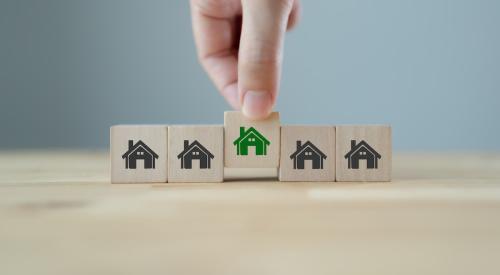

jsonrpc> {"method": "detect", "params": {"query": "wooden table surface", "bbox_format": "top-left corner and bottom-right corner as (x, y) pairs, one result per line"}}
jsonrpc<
(1, 151), (500, 275)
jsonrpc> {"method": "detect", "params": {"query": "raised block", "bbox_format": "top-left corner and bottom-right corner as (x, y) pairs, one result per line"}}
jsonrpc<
(110, 125), (168, 183)
(279, 126), (336, 182)
(168, 125), (223, 182)
(335, 125), (392, 182)
(224, 111), (280, 168)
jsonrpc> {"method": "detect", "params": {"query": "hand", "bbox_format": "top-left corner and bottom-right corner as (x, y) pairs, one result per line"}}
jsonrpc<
(190, 0), (300, 119)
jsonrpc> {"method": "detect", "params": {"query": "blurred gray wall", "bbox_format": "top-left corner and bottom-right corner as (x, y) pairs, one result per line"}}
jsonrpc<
(1, 0), (499, 150)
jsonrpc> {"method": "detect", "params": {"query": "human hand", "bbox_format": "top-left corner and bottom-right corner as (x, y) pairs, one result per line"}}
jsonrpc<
(190, 0), (300, 119)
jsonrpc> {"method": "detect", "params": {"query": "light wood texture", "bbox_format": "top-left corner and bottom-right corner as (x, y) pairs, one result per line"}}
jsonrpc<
(279, 126), (335, 181)
(1, 151), (500, 275)
(224, 111), (280, 168)
(168, 125), (223, 182)
(336, 125), (392, 182)
(110, 125), (168, 183)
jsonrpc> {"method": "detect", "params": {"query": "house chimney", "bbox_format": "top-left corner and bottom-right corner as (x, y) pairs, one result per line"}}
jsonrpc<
(240, 127), (245, 136)
(128, 140), (134, 149)
(296, 140), (302, 149)
(184, 140), (189, 149)
(351, 140), (356, 149)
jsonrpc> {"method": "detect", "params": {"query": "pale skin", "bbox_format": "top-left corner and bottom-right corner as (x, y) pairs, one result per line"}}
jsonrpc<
(190, 0), (301, 120)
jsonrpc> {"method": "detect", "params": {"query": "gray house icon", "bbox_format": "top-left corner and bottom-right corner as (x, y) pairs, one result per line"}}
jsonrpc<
(122, 140), (159, 169)
(290, 140), (327, 169)
(344, 140), (381, 169)
(177, 140), (214, 169)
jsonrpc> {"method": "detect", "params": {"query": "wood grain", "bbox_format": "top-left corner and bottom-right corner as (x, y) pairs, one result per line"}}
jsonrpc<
(1, 151), (500, 275)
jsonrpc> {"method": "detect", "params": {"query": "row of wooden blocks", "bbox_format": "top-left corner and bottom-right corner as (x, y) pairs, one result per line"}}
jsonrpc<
(111, 112), (392, 183)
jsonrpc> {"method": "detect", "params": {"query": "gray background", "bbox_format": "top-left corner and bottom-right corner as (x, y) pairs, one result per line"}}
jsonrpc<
(1, 0), (499, 150)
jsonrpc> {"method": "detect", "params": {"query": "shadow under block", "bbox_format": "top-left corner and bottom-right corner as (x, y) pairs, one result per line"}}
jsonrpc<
(168, 125), (223, 182)
(279, 126), (336, 182)
(110, 125), (168, 183)
(335, 125), (392, 182)
(224, 111), (280, 168)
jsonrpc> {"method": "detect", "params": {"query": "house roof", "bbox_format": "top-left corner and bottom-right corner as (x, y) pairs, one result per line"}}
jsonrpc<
(177, 140), (214, 159)
(233, 127), (270, 145)
(122, 140), (159, 159)
(344, 140), (381, 159)
(290, 141), (327, 159)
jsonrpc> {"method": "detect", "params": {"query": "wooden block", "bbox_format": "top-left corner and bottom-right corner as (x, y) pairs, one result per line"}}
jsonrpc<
(224, 111), (280, 168)
(279, 126), (336, 182)
(168, 125), (223, 182)
(110, 125), (168, 183)
(335, 125), (392, 182)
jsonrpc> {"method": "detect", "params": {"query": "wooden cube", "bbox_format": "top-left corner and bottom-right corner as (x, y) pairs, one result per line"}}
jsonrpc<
(224, 111), (280, 168)
(279, 126), (336, 182)
(168, 125), (224, 182)
(335, 125), (392, 182)
(110, 125), (168, 183)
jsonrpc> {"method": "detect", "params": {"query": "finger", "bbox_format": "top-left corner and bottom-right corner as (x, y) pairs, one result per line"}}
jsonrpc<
(287, 0), (301, 30)
(238, 0), (295, 119)
(190, 0), (242, 109)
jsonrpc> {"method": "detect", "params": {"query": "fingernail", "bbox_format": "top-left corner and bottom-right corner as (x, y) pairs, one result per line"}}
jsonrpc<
(242, 90), (272, 120)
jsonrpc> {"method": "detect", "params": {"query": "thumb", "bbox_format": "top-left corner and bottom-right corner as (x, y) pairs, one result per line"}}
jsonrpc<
(238, 0), (294, 120)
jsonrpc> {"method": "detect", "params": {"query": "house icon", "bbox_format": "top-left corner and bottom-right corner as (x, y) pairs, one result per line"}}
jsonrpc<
(233, 127), (270, 156)
(290, 140), (327, 169)
(177, 140), (214, 169)
(122, 140), (159, 169)
(344, 140), (381, 169)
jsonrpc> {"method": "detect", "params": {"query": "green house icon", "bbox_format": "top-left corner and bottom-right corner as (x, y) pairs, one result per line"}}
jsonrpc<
(233, 127), (270, 156)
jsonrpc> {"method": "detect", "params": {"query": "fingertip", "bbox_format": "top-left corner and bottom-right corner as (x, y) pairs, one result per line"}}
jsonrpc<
(241, 90), (273, 120)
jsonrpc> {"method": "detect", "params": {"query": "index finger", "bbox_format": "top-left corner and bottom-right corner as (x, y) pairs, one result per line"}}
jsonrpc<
(190, 0), (242, 109)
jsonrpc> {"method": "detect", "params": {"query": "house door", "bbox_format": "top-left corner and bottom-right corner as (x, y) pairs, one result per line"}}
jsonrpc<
(199, 155), (209, 169)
